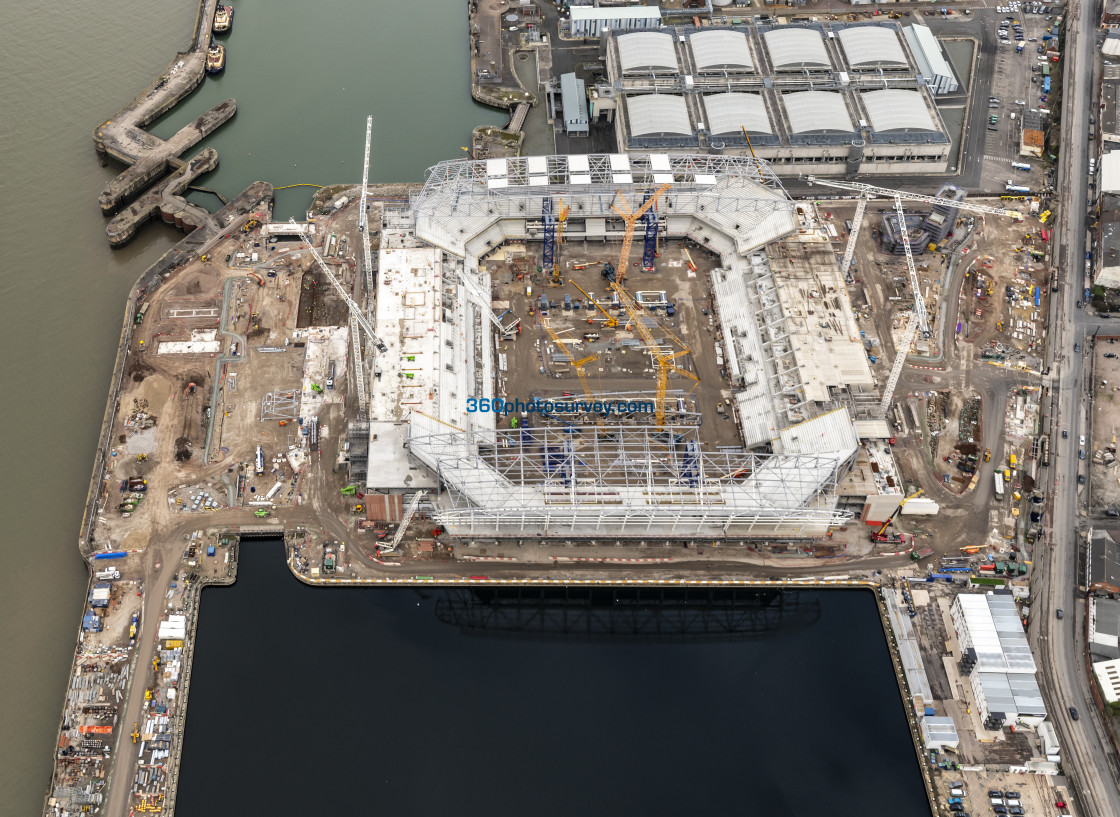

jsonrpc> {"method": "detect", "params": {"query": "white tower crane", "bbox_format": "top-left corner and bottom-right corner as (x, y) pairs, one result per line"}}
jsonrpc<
(380, 490), (428, 554)
(805, 177), (1022, 417)
(294, 221), (389, 421)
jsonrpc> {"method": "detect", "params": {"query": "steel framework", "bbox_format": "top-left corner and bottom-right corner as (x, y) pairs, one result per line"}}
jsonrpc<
(259, 390), (298, 422)
(411, 154), (799, 259)
(407, 420), (855, 536)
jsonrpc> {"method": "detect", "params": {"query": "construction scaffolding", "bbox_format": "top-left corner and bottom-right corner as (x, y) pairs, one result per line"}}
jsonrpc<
(407, 417), (856, 537)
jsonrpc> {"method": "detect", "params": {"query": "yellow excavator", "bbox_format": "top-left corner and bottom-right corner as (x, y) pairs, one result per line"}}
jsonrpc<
(131, 722), (139, 744)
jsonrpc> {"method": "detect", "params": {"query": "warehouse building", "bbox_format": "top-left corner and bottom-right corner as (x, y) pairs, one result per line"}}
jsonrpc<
(560, 72), (589, 137)
(569, 4), (661, 38)
(950, 593), (1047, 728)
(902, 23), (959, 95)
(604, 22), (951, 176)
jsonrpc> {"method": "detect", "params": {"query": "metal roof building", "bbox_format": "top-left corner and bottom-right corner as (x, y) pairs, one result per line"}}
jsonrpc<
(689, 29), (754, 72)
(617, 31), (679, 74)
(902, 24), (959, 94)
(861, 89), (937, 134)
(1092, 658), (1120, 706)
(781, 91), (854, 134)
(569, 4), (661, 38)
(624, 95), (694, 141)
(837, 26), (908, 67)
(702, 93), (773, 136)
(560, 72), (589, 137)
(920, 716), (960, 752)
(763, 28), (830, 69)
(951, 593), (1046, 727)
(1090, 597), (1120, 662)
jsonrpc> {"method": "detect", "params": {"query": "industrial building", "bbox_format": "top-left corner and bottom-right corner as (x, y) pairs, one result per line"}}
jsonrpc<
(1092, 658), (1120, 706)
(569, 4), (661, 38)
(1090, 597), (1120, 662)
(950, 593), (1047, 728)
(351, 152), (889, 538)
(1089, 527), (1120, 595)
(560, 72), (589, 136)
(901, 23), (959, 95)
(598, 22), (951, 176)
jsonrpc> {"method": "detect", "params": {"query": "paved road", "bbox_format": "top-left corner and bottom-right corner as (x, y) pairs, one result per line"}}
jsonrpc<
(1029, 1), (1120, 815)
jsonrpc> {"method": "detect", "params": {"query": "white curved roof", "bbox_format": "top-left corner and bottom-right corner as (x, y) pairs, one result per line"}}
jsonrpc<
(837, 26), (908, 66)
(689, 30), (754, 72)
(703, 93), (772, 136)
(626, 95), (692, 137)
(763, 28), (829, 68)
(862, 89), (936, 132)
(782, 92), (854, 134)
(618, 32), (679, 74)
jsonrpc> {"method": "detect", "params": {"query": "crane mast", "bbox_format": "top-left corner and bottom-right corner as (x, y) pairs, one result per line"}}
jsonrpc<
(294, 221), (389, 355)
(610, 184), (671, 282)
(804, 176), (1021, 417)
(541, 318), (599, 403)
(381, 490), (428, 554)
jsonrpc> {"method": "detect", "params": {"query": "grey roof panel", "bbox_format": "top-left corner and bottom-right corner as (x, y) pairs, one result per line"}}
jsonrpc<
(703, 93), (772, 135)
(837, 26), (908, 66)
(626, 95), (692, 136)
(689, 30), (754, 72)
(862, 89), (936, 132)
(763, 28), (830, 68)
(618, 31), (679, 74)
(782, 91), (854, 134)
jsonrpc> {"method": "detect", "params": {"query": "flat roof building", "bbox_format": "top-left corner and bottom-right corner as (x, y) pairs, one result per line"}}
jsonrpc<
(951, 593), (1046, 727)
(1089, 527), (1120, 595)
(902, 23), (959, 95)
(1092, 658), (1120, 706)
(570, 4), (661, 38)
(560, 72), (589, 137)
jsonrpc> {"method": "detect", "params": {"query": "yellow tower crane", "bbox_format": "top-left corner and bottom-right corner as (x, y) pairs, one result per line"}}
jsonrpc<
(610, 184), (671, 283)
(608, 283), (697, 426)
(541, 318), (599, 402)
(551, 199), (571, 286)
(568, 279), (617, 329)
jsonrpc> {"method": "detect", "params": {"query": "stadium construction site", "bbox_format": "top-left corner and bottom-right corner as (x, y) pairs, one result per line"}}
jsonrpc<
(349, 152), (905, 541)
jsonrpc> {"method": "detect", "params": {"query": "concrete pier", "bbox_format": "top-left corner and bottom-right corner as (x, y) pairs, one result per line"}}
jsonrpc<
(106, 148), (220, 247)
(92, 0), (235, 216)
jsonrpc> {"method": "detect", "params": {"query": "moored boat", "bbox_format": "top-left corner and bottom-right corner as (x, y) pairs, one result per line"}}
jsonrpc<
(213, 5), (233, 34)
(206, 44), (225, 74)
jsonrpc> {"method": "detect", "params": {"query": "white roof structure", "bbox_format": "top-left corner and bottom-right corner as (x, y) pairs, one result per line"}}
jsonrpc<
(703, 93), (772, 135)
(1102, 150), (1120, 195)
(1093, 658), (1120, 705)
(763, 28), (830, 69)
(902, 24), (957, 92)
(837, 26), (908, 66)
(626, 95), (692, 136)
(862, 89), (936, 132)
(617, 31), (679, 73)
(689, 30), (754, 72)
(952, 594), (1036, 674)
(972, 671), (1047, 721)
(920, 716), (960, 751)
(782, 91), (854, 134)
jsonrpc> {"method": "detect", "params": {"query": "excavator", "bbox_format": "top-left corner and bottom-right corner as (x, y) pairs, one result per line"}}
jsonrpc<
(131, 723), (139, 744)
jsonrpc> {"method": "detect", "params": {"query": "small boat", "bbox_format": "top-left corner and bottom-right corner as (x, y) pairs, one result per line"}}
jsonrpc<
(206, 44), (225, 74)
(213, 5), (233, 34)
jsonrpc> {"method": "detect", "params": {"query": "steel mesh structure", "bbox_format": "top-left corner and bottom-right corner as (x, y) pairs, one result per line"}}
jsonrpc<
(407, 418), (856, 537)
(410, 153), (799, 258)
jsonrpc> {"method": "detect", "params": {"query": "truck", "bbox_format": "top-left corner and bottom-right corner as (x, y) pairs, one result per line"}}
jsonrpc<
(911, 546), (934, 561)
(255, 445), (265, 476)
(1006, 184), (1032, 193)
(94, 568), (120, 580)
(994, 472), (1006, 500)
(1011, 161), (1031, 171)
(326, 360), (335, 390)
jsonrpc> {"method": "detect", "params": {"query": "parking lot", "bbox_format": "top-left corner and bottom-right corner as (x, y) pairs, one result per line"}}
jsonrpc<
(978, 3), (1062, 196)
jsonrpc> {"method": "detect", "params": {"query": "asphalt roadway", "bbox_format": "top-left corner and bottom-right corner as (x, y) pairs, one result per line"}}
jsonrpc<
(1028, 1), (1120, 815)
